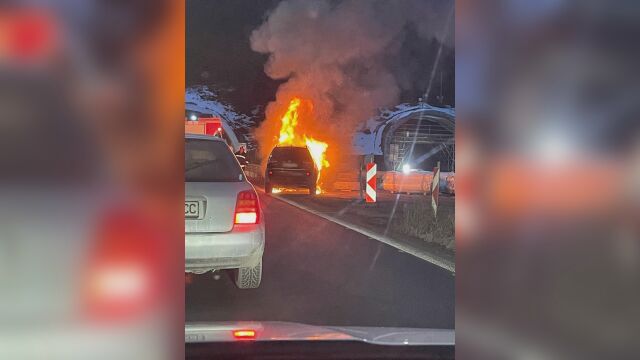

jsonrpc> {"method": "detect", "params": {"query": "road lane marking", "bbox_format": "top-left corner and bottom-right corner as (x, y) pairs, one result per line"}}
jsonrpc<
(256, 187), (455, 274)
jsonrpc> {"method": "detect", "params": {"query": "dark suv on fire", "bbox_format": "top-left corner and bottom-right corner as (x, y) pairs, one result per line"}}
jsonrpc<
(265, 146), (317, 195)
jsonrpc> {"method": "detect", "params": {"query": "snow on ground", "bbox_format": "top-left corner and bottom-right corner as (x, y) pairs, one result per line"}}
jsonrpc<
(185, 86), (255, 130)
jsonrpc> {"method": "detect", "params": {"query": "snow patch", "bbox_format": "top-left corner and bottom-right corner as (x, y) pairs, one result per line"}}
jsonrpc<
(185, 86), (255, 130)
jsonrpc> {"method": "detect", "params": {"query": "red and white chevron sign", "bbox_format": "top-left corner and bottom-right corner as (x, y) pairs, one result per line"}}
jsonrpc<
(431, 164), (440, 216)
(366, 162), (377, 203)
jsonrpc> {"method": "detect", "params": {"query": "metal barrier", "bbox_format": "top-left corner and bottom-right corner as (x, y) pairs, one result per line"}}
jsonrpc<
(244, 164), (263, 183)
(333, 170), (360, 191)
(244, 164), (454, 195)
(381, 171), (434, 194)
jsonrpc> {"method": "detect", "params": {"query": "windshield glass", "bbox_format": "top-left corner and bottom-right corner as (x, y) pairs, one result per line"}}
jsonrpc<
(270, 147), (312, 163)
(185, 0), (455, 340)
(185, 139), (242, 182)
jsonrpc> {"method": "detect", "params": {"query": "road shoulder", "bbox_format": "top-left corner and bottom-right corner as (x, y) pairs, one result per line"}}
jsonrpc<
(258, 188), (455, 274)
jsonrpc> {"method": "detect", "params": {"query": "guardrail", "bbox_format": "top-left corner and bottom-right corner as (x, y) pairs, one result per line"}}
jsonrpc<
(381, 171), (455, 194)
(333, 170), (360, 191)
(244, 164), (263, 184)
(382, 171), (434, 194)
(245, 165), (454, 195)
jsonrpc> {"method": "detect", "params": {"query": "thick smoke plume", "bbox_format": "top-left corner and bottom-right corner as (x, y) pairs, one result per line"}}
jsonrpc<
(251, 0), (453, 174)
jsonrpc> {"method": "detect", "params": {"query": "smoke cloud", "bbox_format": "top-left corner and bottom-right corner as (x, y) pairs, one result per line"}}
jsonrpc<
(251, 0), (453, 172)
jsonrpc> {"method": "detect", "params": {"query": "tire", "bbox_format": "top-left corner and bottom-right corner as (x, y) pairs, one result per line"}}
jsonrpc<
(307, 186), (315, 195)
(265, 180), (272, 194)
(234, 260), (262, 289)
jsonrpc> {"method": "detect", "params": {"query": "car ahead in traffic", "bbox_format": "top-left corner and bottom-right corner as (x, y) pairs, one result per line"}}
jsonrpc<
(1, 74), (172, 359)
(185, 134), (265, 289)
(265, 146), (318, 195)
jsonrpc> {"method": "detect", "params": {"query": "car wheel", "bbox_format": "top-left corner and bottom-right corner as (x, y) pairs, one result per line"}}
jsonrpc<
(307, 180), (316, 195)
(234, 260), (262, 289)
(265, 180), (272, 194)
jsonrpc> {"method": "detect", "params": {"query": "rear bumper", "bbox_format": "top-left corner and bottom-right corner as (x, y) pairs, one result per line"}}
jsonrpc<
(185, 223), (265, 273)
(267, 172), (315, 187)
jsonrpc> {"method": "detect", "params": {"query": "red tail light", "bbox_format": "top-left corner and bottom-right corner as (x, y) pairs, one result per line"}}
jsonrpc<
(233, 329), (256, 340)
(82, 207), (162, 323)
(234, 190), (260, 224)
(1, 10), (57, 63)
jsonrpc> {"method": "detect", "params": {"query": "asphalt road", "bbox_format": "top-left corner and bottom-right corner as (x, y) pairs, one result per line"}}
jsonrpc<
(185, 189), (455, 329)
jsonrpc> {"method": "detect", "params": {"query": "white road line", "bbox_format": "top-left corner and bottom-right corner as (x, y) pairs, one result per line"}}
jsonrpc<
(257, 187), (455, 274)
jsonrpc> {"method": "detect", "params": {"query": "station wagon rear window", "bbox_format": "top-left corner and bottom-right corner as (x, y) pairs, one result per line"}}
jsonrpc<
(185, 139), (243, 182)
(270, 147), (312, 163)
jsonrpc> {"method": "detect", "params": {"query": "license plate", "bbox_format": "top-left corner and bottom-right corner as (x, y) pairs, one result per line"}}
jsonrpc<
(282, 162), (298, 168)
(185, 201), (200, 218)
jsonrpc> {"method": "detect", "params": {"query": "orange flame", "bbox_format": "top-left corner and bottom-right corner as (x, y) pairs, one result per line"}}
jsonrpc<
(276, 97), (329, 192)
(278, 98), (301, 144)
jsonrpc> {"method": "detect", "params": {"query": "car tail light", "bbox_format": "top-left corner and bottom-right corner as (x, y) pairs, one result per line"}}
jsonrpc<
(1, 10), (57, 63)
(234, 190), (260, 224)
(82, 207), (162, 323)
(268, 171), (273, 175)
(233, 329), (256, 340)
(306, 172), (310, 176)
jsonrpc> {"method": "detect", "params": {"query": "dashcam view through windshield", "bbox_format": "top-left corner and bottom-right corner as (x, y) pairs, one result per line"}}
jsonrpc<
(185, 0), (455, 342)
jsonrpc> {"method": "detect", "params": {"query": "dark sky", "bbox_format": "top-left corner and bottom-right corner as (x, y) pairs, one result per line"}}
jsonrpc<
(186, 0), (283, 113)
(187, 0), (455, 114)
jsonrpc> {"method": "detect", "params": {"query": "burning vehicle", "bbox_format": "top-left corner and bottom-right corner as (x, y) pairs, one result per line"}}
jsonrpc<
(249, 0), (455, 195)
(261, 97), (330, 194)
(265, 146), (318, 195)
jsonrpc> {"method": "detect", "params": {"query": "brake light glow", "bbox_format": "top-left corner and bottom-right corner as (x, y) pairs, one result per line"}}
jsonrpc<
(85, 260), (150, 315)
(235, 212), (257, 224)
(82, 208), (161, 323)
(1, 10), (57, 63)
(234, 190), (260, 224)
(233, 329), (256, 340)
